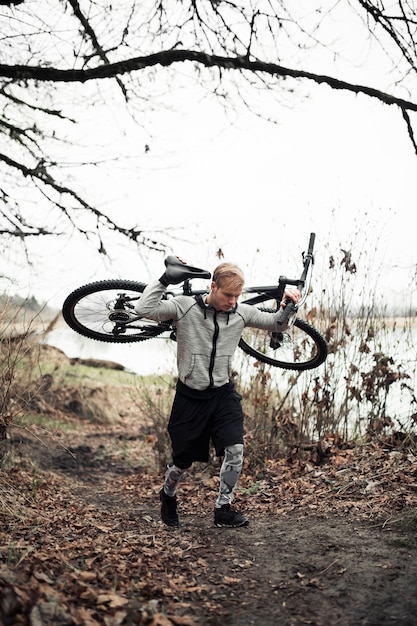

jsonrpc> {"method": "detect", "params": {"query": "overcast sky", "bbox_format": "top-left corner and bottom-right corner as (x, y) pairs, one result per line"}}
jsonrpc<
(15, 79), (415, 314)
(2, 2), (416, 315)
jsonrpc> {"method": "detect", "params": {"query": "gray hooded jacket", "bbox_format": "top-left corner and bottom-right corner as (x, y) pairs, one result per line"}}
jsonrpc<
(135, 280), (291, 391)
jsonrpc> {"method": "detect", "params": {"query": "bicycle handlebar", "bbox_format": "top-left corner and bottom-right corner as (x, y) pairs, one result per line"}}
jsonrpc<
(276, 232), (316, 326)
(166, 233), (316, 320)
(299, 232), (315, 285)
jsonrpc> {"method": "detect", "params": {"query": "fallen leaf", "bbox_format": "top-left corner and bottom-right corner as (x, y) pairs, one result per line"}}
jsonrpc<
(170, 616), (199, 626)
(223, 576), (241, 584)
(96, 592), (129, 608)
(78, 571), (97, 581)
(149, 614), (174, 626)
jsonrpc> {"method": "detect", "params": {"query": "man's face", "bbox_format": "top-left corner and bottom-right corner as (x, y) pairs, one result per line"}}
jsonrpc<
(208, 281), (243, 312)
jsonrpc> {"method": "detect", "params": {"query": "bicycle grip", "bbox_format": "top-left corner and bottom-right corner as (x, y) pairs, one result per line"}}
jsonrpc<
(276, 301), (297, 326)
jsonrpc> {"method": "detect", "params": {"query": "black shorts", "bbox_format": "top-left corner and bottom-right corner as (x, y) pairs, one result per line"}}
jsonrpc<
(168, 380), (244, 469)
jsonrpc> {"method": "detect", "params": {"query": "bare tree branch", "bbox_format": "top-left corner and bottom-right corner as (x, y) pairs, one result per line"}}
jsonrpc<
(1, 0), (416, 260)
(66, 0), (128, 99)
(355, 0), (417, 69)
(0, 151), (166, 251)
(1, 50), (417, 112)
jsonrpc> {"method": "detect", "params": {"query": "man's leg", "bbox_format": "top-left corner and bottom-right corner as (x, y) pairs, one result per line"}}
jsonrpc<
(159, 462), (188, 528)
(164, 462), (188, 497)
(214, 443), (248, 527)
(216, 443), (244, 507)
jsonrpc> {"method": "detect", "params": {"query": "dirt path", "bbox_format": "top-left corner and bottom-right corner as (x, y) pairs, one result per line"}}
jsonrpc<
(2, 429), (416, 626)
(71, 473), (417, 626)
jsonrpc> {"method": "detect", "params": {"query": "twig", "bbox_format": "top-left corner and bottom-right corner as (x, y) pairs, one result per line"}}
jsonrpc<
(317, 559), (338, 575)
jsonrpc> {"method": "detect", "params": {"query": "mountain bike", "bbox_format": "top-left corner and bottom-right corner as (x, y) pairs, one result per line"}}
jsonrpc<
(62, 233), (327, 371)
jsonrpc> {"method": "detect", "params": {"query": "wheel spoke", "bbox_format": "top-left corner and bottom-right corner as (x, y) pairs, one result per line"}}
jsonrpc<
(62, 281), (168, 343)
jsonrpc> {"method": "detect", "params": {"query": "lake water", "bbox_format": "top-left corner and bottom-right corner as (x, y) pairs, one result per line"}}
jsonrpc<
(44, 322), (417, 433)
(44, 321), (417, 385)
(44, 322), (417, 402)
(43, 327), (178, 376)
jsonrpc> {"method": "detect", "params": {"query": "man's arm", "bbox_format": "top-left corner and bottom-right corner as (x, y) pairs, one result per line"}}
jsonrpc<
(134, 279), (179, 322)
(135, 255), (210, 321)
(241, 289), (300, 332)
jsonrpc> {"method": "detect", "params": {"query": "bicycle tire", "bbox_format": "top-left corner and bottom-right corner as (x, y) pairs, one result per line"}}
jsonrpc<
(62, 280), (169, 343)
(239, 314), (328, 371)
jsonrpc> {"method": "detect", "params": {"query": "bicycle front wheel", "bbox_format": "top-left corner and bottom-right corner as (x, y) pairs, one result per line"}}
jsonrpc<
(239, 317), (328, 371)
(62, 280), (169, 343)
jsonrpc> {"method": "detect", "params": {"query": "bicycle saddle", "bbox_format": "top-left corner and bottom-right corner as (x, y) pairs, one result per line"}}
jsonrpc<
(164, 256), (211, 283)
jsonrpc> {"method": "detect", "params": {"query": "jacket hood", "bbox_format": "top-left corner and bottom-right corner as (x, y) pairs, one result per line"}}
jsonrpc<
(195, 294), (237, 321)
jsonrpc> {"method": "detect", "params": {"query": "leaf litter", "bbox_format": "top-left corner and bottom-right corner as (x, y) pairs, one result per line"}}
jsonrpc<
(1, 387), (417, 625)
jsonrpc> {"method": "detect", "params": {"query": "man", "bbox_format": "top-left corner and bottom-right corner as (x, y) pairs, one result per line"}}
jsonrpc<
(135, 257), (300, 528)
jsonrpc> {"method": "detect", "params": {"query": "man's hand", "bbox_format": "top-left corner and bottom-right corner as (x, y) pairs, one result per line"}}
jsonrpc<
(280, 289), (301, 307)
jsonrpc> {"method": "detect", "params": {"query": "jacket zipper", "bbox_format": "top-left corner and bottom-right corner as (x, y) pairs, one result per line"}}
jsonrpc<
(208, 311), (219, 387)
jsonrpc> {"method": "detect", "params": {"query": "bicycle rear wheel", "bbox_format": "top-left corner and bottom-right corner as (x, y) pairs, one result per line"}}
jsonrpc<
(62, 280), (169, 343)
(239, 316), (327, 371)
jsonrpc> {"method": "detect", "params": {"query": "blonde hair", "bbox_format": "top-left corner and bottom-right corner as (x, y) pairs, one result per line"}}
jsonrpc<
(212, 262), (245, 290)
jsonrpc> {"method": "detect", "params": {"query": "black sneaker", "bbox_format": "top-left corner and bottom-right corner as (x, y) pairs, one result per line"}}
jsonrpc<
(214, 504), (249, 528)
(159, 488), (179, 527)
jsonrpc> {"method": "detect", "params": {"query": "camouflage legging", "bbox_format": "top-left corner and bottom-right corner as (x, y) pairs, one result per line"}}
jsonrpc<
(163, 443), (244, 507)
(164, 463), (187, 497)
(216, 443), (244, 507)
